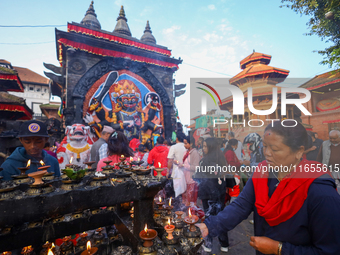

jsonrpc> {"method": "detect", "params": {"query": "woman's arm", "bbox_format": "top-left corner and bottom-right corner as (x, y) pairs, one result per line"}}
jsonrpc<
(203, 177), (255, 237)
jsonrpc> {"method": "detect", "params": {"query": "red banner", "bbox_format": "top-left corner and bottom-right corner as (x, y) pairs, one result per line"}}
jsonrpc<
(58, 38), (179, 70)
(68, 24), (171, 57)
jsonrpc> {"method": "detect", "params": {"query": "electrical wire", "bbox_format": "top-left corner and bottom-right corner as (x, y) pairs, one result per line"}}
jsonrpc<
(0, 25), (66, 27)
(183, 62), (233, 77)
(0, 41), (54, 45)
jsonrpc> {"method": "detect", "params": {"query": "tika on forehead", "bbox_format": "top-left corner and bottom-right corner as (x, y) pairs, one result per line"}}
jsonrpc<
(266, 132), (271, 136)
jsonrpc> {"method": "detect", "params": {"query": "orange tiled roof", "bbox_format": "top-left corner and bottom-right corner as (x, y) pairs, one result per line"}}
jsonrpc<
(299, 70), (340, 91)
(13, 66), (49, 85)
(229, 64), (289, 85)
(240, 52), (271, 69)
(0, 59), (11, 64)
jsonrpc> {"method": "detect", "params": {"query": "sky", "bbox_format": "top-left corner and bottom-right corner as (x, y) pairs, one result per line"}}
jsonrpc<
(0, 0), (335, 126)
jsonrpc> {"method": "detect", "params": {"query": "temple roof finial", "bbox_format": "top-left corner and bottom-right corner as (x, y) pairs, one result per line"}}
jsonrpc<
(113, 5), (132, 36)
(81, 1), (101, 30)
(140, 20), (156, 44)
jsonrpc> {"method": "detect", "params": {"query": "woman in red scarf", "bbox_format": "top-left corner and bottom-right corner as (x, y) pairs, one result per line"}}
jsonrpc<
(197, 121), (340, 255)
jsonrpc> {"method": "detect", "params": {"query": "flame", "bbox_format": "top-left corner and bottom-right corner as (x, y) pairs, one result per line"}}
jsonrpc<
(130, 157), (133, 161)
(26, 159), (31, 168)
(22, 246), (32, 254)
(69, 156), (73, 164)
(121, 155), (124, 158)
(158, 162), (161, 168)
(86, 241), (91, 251)
(132, 207), (134, 211)
(189, 208), (192, 218)
(169, 197), (172, 207)
(159, 196), (162, 202)
(51, 243), (55, 249)
(144, 224), (148, 233)
(40, 160), (45, 166)
(47, 249), (53, 255)
(168, 218), (171, 226)
(138, 157), (140, 161)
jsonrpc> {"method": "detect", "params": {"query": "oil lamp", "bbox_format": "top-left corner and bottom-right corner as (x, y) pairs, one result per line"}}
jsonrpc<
(164, 218), (175, 240)
(21, 245), (34, 255)
(60, 236), (73, 255)
(139, 224), (157, 247)
(129, 206), (134, 218)
(1, 252), (11, 255)
(175, 211), (184, 220)
(77, 232), (89, 251)
(47, 249), (54, 255)
(155, 162), (164, 179)
(17, 159), (31, 174)
(13, 160), (32, 184)
(28, 170), (47, 185)
(81, 241), (98, 255)
(184, 208), (199, 232)
(155, 196), (164, 210)
(93, 227), (104, 244)
(38, 160), (51, 171)
(165, 197), (173, 215)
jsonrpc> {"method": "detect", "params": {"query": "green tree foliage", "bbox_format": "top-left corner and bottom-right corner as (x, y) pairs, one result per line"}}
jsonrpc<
(281, 0), (340, 68)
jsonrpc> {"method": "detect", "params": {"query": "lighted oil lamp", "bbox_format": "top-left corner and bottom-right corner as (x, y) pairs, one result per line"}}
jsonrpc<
(47, 249), (54, 255)
(60, 236), (73, 255)
(21, 245), (34, 255)
(1, 251), (12, 255)
(17, 159), (31, 175)
(40, 243), (53, 255)
(81, 241), (98, 255)
(139, 224), (157, 248)
(155, 162), (164, 179)
(65, 156), (75, 169)
(38, 160), (51, 172)
(184, 208), (199, 232)
(12, 160), (32, 184)
(119, 155), (126, 162)
(165, 197), (173, 215)
(155, 196), (164, 210)
(164, 218), (175, 240)
(130, 156), (144, 166)
(129, 206), (134, 218)
(76, 232), (89, 251)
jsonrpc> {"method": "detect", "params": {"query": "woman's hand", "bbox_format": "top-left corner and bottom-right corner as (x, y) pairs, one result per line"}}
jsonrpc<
(249, 236), (280, 254)
(196, 223), (209, 238)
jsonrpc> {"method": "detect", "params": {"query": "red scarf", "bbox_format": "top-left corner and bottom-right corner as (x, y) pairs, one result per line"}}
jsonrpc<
(252, 159), (330, 226)
(183, 149), (190, 163)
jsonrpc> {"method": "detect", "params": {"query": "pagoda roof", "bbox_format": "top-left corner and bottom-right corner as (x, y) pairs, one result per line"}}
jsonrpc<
(0, 59), (11, 65)
(0, 66), (24, 92)
(229, 64), (289, 85)
(13, 66), (49, 86)
(240, 52), (272, 69)
(299, 70), (340, 92)
(56, 23), (182, 69)
(0, 92), (33, 120)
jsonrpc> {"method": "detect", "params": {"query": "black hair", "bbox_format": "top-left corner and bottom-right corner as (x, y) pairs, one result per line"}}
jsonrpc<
(176, 132), (186, 143)
(107, 131), (134, 157)
(184, 135), (190, 144)
(138, 144), (146, 153)
(264, 121), (308, 152)
(225, 138), (238, 152)
(144, 139), (153, 151)
(157, 136), (165, 144)
(44, 142), (50, 148)
(203, 137), (226, 166)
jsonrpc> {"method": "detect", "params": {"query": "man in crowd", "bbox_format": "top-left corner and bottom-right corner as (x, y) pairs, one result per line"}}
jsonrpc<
(148, 136), (169, 176)
(317, 129), (340, 193)
(227, 131), (243, 160)
(90, 125), (114, 169)
(305, 131), (323, 160)
(0, 120), (60, 180)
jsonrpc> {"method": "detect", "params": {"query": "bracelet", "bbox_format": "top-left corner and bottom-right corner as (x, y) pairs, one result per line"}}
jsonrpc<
(277, 242), (282, 255)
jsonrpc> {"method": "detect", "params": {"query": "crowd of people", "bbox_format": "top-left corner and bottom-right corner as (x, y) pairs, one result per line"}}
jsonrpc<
(1, 119), (340, 254)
